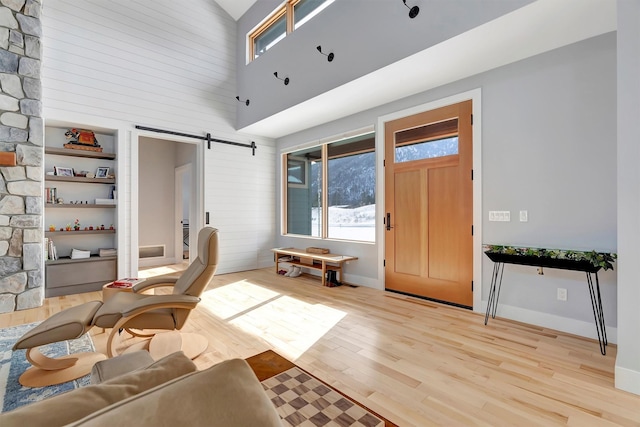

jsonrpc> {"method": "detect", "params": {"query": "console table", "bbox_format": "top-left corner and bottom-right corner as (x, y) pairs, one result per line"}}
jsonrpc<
(484, 249), (611, 355)
(271, 248), (357, 287)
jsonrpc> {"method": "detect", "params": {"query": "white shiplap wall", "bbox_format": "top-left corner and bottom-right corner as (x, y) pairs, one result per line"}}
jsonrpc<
(42, 0), (276, 275)
(205, 140), (276, 274)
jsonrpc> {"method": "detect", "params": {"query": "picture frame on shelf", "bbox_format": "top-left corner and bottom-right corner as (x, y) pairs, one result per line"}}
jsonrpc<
(96, 167), (110, 178)
(54, 166), (74, 177)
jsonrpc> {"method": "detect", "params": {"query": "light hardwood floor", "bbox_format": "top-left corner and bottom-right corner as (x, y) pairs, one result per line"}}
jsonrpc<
(1, 268), (639, 426)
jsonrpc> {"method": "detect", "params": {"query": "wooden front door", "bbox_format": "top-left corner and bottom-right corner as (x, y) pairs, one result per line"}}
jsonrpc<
(384, 100), (473, 307)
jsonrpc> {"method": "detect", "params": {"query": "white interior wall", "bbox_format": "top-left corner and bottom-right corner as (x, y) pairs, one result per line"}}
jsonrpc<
(42, 0), (276, 276)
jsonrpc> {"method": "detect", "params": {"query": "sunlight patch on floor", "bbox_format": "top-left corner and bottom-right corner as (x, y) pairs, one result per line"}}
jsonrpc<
(138, 262), (188, 279)
(199, 280), (346, 360)
(200, 280), (281, 319)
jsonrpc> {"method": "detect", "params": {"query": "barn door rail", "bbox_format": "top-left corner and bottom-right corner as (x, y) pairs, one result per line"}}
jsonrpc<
(135, 125), (257, 155)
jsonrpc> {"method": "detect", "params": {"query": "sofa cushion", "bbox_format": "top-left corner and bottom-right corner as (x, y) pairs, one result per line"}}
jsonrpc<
(0, 351), (196, 427)
(68, 358), (283, 427)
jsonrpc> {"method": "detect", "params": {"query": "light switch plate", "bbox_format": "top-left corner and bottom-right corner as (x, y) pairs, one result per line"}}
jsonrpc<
(489, 211), (511, 222)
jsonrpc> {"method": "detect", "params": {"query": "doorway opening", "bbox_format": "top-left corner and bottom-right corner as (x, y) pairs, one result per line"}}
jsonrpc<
(137, 137), (197, 276)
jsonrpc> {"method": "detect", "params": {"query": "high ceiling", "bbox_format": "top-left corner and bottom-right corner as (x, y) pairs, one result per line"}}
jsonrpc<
(215, 0), (256, 20)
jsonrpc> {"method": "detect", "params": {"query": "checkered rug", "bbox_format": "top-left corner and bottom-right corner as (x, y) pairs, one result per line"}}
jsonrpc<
(262, 367), (383, 427)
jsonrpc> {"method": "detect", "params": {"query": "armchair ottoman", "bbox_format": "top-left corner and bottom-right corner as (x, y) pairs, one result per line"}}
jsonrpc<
(12, 301), (106, 387)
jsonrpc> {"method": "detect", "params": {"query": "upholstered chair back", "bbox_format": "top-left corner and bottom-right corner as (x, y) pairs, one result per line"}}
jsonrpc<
(172, 227), (219, 329)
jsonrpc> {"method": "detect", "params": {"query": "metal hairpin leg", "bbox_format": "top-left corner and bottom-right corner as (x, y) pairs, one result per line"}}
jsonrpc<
(586, 272), (607, 355)
(484, 262), (505, 325)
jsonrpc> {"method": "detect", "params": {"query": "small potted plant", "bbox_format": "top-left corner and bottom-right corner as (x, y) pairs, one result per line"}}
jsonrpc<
(74, 219), (80, 231)
(49, 224), (56, 232)
(65, 223), (72, 231)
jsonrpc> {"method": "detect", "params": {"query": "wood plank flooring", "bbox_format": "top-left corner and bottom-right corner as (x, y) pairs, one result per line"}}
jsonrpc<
(1, 268), (639, 426)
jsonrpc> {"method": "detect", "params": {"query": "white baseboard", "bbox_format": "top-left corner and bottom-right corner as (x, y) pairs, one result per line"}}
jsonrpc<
(138, 257), (178, 268)
(480, 301), (617, 344)
(615, 365), (640, 395)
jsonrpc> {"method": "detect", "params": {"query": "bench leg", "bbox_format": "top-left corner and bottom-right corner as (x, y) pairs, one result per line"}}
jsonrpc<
(321, 261), (326, 286)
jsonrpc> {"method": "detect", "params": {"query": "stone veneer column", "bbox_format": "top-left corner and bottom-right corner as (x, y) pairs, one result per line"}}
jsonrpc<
(0, 0), (43, 313)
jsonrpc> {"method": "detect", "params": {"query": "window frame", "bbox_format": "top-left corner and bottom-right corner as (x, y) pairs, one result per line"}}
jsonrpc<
(249, 0), (333, 62)
(282, 128), (376, 243)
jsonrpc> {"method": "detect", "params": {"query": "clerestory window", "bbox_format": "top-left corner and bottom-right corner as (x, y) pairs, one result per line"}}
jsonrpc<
(250, 0), (335, 61)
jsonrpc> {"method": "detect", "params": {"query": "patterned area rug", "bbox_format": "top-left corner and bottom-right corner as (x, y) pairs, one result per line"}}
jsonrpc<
(263, 367), (383, 427)
(247, 350), (393, 427)
(0, 322), (94, 413)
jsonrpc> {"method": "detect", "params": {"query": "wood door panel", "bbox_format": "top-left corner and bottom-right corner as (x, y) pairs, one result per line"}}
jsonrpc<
(384, 100), (473, 308)
(394, 170), (422, 276)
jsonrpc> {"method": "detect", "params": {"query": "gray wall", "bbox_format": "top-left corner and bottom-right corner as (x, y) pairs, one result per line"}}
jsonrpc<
(139, 137), (177, 259)
(236, 0), (532, 129)
(480, 33), (616, 325)
(615, 0), (640, 394)
(276, 33), (617, 328)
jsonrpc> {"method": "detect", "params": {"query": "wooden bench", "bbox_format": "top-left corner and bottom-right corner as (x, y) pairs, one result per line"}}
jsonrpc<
(271, 248), (357, 286)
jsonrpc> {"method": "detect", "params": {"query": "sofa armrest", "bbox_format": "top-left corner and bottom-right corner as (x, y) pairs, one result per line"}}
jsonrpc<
(133, 275), (180, 293)
(0, 351), (197, 427)
(68, 358), (283, 427)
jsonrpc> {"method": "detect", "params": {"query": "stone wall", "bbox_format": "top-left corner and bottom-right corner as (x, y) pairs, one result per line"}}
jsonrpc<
(0, 0), (43, 313)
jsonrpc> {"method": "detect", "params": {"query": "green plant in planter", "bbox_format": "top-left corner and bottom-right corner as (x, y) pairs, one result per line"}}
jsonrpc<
(582, 251), (617, 271)
(484, 245), (617, 270)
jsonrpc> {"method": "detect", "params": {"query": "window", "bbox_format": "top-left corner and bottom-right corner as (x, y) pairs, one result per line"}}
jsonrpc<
(253, 12), (286, 59)
(287, 157), (307, 186)
(285, 147), (322, 236)
(250, 0), (335, 61)
(394, 118), (459, 162)
(284, 132), (376, 242)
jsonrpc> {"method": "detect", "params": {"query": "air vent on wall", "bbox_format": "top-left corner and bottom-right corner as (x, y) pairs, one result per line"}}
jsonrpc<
(139, 245), (165, 259)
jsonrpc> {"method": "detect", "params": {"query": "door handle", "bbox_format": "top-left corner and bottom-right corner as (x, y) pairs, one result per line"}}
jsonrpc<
(386, 213), (393, 231)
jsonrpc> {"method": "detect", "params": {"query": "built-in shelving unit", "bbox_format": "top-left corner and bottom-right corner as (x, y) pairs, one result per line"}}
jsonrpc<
(46, 204), (116, 209)
(46, 255), (117, 265)
(44, 125), (119, 297)
(45, 146), (116, 160)
(46, 175), (116, 184)
(46, 229), (116, 236)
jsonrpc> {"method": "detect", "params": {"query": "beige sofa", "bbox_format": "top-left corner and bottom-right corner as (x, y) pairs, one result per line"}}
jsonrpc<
(0, 351), (283, 427)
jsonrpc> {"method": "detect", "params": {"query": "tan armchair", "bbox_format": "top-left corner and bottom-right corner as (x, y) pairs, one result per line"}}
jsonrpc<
(12, 227), (219, 387)
(94, 227), (219, 358)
